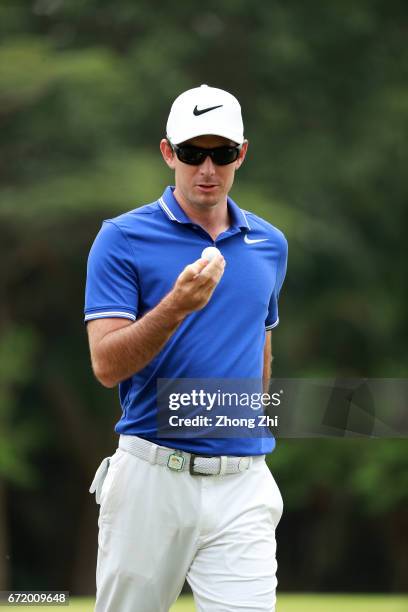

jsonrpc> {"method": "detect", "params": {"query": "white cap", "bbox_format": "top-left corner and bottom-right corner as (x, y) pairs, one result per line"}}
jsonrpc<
(166, 84), (244, 145)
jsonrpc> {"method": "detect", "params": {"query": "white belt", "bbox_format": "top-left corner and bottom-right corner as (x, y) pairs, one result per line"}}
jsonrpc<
(89, 436), (262, 504)
(119, 435), (260, 476)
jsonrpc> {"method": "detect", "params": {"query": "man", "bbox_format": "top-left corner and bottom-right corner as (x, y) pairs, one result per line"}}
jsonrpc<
(86, 84), (288, 612)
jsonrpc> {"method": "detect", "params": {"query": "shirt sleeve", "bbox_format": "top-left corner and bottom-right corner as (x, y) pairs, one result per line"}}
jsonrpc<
(265, 234), (288, 330)
(84, 220), (139, 323)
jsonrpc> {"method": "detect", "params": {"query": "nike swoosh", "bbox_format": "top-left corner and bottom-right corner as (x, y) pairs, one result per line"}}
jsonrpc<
(193, 104), (223, 116)
(244, 235), (268, 245)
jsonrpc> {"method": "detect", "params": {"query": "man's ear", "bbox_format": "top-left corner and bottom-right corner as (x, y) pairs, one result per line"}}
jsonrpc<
(160, 139), (176, 170)
(235, 140), (248, 170)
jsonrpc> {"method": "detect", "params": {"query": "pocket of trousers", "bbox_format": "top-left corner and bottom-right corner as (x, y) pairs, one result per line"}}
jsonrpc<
(98, 449), (126, 522)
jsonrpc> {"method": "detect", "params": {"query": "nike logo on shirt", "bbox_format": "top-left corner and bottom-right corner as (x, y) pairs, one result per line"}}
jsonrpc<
(193, 105), (223, 116)
(244, 235), (268, 245)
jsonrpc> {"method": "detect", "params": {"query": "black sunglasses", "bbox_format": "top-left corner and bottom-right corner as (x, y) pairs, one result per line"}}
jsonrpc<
(169, 141), (242, 166)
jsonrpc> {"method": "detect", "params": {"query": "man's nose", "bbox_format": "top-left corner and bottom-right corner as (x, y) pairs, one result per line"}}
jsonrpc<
(199, 155), (216, 174)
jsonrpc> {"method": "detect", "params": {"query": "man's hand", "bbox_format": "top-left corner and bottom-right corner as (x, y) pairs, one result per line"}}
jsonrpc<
(168, 254), (226, 316)
(87, 254), (226, 387)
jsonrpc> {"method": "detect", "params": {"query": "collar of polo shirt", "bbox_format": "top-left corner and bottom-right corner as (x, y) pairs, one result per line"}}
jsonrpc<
(158, 186), (251, 231)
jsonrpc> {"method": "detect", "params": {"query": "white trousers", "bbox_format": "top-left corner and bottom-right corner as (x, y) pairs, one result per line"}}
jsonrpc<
(93, 446), (283, 612)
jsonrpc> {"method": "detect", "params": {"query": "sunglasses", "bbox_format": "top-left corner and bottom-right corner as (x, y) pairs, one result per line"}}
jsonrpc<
(169, 141), (242, 166)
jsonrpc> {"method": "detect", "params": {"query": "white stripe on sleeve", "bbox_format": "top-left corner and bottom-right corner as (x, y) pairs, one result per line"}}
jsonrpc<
(84, 311), (136, 322)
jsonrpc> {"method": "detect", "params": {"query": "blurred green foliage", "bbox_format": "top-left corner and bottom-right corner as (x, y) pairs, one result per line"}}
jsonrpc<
(0, 0), (407, 592)
(0, 325), (44, 485)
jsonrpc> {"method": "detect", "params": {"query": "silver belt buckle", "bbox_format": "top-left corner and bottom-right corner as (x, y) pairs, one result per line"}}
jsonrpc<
(189, 453), (212, 476)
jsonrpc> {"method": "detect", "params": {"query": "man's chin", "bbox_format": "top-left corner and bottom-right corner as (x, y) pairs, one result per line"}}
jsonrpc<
(193, 186), (224, 206)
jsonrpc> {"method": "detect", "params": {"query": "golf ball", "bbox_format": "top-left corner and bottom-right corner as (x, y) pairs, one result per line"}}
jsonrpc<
(201, 246), (221, 262)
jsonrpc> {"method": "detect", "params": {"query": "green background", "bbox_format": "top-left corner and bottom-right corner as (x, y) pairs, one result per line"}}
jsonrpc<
(0, 0), (407, 601)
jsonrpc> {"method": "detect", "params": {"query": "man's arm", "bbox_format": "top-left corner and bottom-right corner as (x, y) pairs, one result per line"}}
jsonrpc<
(263, 330), (272, 393)
(87, 255), (225, 388)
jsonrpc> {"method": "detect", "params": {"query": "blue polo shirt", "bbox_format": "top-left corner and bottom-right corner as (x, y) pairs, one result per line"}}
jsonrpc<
(84, 186), (288, 456)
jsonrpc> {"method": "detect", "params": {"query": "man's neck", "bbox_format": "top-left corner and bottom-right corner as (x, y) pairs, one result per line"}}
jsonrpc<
(173, 188), (230, 241)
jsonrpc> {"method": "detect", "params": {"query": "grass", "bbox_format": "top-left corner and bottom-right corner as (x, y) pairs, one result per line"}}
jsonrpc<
(1, 594), (407, 611)
(275, 594), (408, 611)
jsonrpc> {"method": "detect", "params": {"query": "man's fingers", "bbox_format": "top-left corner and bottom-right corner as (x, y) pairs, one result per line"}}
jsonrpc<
(179, 258), (209, 283)
(195, 254), (225, 281)
(172, 254), (226, 314)
(178, 255), (226, 294)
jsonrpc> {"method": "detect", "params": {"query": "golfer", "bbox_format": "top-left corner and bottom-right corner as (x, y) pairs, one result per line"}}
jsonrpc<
(85, 84), (288, 611)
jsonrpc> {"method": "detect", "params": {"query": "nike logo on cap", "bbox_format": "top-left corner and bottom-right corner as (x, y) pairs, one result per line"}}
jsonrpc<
(193, 104), (223, 116)
(244, 235), (268, 245)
